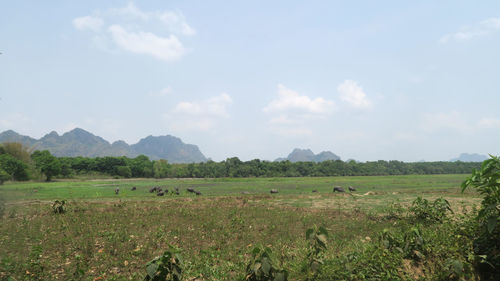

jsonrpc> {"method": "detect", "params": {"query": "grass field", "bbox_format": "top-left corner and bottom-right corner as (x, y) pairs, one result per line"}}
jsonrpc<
(0, 174), (482, 280)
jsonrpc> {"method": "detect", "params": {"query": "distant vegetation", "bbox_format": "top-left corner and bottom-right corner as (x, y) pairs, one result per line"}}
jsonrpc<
(0, 141), (482, 182)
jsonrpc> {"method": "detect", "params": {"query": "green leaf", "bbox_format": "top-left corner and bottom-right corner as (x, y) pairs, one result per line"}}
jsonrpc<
(318, 226), (329, 237)
(146, 263), (159, 277)
(274, 270), (288, 281)
(317, 234), (328, 246)
(487, 215), (497, 233)
(305, 228), (314, 240)
(262, 257), (271, 275)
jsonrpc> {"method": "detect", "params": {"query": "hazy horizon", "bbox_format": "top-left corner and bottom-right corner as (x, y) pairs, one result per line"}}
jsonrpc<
(1, 1), (499, 162)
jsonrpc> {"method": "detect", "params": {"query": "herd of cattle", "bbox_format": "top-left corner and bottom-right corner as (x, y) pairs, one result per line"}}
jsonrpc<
(114, 185), (356, 195)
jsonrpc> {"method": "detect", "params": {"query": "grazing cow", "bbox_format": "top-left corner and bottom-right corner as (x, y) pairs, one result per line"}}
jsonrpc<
(149, 187), (157, 193)
(194, 190), (201, 196)
(157, 191), (164, 196)
(333, 186), (345, 193)
(131, 186), (137, 191)
(312, 189), (318, 193)
(187, 188), (195, 193)
(270, 189), (279, 194)
(157, 187), (163, 193)
(115, 187), (120, 195)
(348, 186), (356, 192)
(175, 191), (180, 195)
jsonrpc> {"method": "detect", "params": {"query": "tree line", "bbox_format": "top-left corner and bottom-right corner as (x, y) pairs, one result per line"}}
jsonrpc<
(0, 142), (481, 182)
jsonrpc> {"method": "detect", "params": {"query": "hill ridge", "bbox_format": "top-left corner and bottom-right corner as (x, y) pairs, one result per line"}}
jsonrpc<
(0, 128), (207, 163)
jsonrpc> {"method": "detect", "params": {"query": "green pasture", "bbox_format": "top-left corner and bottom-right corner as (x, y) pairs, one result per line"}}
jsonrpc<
(0, 174), (483, 280)
(0, 174), (474, 200)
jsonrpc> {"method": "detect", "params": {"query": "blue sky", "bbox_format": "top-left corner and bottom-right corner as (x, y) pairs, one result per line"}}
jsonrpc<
(1, 1), (499, 161)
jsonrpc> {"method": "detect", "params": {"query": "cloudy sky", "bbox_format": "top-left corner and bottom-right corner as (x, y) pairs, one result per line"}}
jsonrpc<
(1, 1), (499, 162)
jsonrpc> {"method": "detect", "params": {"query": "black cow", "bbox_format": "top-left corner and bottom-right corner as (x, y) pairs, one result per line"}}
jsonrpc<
(312, 189), (318, 193)
(157, 191), (164, 196)
(149, 186), (158, 193)
(131, 186), (137, 191)
(270, 189), (279, 194)
(115, 187), (120, 195)
(194, 190), (201, 196)
(348, 186), (356, 192)
(333, 186), (345, 193)
(187, 188), (195, 193)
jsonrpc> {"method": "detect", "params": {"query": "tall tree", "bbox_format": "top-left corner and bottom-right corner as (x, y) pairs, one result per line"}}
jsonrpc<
(31, 150), (61, 181)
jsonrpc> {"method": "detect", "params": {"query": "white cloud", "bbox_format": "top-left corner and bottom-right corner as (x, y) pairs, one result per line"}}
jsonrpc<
(337, 80), (372, 109)
(108, 25), (186, 62)
(158, 11), (196, 36)
(478, 117), (500, 129)
(73, 15), (104, 32)
(110, 2), (149, 21)
(440, 17), (500, 44)
(166, 93), (233, 131)
(264, 84), (335, 114)
(109, 2), (195, 36)
(73, 3), (194, 61)
(263, 84), (334, 138)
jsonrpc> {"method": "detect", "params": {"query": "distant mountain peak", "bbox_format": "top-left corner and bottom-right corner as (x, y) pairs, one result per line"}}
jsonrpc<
(0, 129), (207, 163)
(450, 153), (488, 162)
(276, 148), (341, 162)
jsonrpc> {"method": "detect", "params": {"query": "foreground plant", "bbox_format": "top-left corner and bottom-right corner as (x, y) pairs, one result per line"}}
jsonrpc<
(51, 200), (66, 214)
(462, 155), (500, 280)
(409, 197), (452, 223)
(144, 245), (183, 281)
(244, 246), (288, 281)
(303, 226), (328, 280)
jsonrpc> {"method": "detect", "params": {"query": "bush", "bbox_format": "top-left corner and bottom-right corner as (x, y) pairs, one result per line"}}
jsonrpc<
(409, 197), (452, 223)
(0, 168), (9, 184)
(462, 155), (500, 280)
(303, 226), (328, 280)
(144, 245), (183, 281)
(52, 200), (66, 214)
(244, 246), (288, 281)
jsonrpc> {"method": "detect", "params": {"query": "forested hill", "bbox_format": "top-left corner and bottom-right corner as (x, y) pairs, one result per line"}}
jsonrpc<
(0, 128), (207, 163)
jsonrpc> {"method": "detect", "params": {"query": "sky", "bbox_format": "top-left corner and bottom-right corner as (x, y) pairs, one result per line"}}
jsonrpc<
(1, 1), (500, 162)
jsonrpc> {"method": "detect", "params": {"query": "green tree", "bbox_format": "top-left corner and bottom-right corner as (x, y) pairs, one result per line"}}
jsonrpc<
(153, 159), (170, 178)
(0, 168), (10, 184)
(115, 165), (132, 178)
(31, 150), (61, 181)
(0, 153), (30, 180)
(0, 142), (32, 163)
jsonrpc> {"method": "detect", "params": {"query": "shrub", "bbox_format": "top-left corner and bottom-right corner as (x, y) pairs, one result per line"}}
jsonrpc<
(462, 155), (500, 280)
(244, 246), (288, 281)
(303, 226), (328, 280)
(52, 200), (66, 214)
(409, 197), (452, 223)
(0, 168), (9, 184)
(144, 245), (183, 281)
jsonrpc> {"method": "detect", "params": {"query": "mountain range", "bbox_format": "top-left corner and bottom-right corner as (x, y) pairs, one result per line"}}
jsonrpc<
(0, 128), (207, 163)
(275, 148), (341, 162)
(450, 153), (488, 162)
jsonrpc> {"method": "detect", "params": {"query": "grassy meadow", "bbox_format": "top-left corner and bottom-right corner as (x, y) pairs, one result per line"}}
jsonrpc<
(0, 174), (482, 280)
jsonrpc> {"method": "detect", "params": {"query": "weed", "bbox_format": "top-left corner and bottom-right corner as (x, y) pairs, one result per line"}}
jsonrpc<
(52, 200), (66, 214)
(303, 226), (328, 280)
(244, 246), (288, 281)
(409, 197), (452, 223)
(144, 245), (183, 281)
